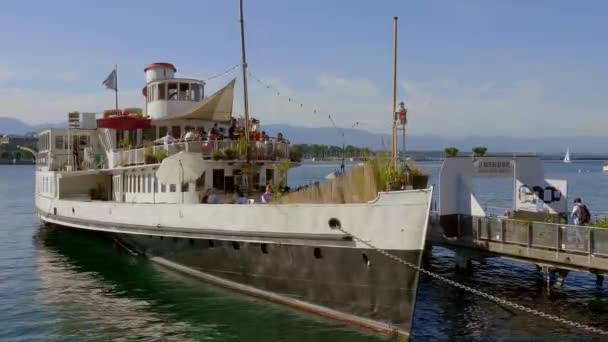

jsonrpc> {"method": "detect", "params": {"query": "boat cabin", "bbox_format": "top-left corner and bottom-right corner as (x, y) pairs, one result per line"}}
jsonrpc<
(37, 62), (291, 205)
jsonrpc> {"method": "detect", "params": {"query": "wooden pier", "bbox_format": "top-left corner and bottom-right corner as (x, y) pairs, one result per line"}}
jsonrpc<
(428, 214), (608, 287)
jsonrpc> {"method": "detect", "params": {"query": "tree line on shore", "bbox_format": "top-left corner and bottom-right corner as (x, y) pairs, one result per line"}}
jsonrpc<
(289, 144), (374, 161)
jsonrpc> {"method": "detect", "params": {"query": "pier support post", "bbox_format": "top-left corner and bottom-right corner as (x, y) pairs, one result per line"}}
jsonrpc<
(455, 249), (472, 273)
(596, 274), (604, 288)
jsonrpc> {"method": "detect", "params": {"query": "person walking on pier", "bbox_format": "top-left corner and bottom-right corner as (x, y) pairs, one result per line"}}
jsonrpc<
(571, 198), (591, 226)
(571, 198), (591, 249)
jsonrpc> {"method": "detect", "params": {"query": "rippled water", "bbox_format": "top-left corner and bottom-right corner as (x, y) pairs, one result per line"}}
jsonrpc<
(2, 162), (608, 341)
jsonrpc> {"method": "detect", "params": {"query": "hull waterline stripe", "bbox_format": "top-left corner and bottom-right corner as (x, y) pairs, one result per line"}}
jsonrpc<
(39, 213), (354, 245)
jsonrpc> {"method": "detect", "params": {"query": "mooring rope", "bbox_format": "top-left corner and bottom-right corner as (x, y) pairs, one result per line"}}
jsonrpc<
(332, 226), (608, 336)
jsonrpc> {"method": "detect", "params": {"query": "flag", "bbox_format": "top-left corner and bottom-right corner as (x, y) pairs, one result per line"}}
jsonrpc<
(102, 69), (117, 91)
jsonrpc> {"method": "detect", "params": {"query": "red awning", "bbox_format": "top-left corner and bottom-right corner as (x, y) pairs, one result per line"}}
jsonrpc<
(96, 115), (151, 130)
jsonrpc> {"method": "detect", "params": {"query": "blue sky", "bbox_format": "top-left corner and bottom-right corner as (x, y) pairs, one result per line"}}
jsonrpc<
(0, 0), (606, 136)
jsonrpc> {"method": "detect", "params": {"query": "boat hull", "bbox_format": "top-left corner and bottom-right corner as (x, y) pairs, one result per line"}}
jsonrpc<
(119, 233), (423, 336)
(35, 184), (432, 338)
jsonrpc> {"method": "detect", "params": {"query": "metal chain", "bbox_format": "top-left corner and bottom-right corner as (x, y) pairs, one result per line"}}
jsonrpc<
(335, 227), (608, 336)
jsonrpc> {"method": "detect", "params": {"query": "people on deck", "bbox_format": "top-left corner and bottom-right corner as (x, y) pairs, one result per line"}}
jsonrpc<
(233, 189), (248, 204)
(277, 132), (285, 142)
(261, 185), (273, 203)
(262, 131), (270, 142)
(210, 123), (219, 136)
(206, 188), (220, 204)
(228, 119), (239, 140)
(184, 129), (195, 141)
(218, 127), (226, 140)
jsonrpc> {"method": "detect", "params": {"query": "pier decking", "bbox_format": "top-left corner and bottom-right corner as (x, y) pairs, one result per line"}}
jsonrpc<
(428, 214), (608, 285)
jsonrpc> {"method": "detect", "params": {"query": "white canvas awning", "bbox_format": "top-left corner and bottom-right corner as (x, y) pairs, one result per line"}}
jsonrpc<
(158, 79), (236, 122)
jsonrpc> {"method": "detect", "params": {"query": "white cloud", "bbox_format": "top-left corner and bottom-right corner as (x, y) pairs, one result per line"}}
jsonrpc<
(1, 74), (606, 137)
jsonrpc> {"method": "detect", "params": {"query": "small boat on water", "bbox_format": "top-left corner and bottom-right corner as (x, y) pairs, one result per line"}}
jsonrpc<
(563, 148), (571, 163)
(602, 162), (608, 173)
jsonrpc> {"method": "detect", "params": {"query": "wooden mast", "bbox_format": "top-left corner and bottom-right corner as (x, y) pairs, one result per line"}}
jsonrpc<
(239, 0), (250, 148)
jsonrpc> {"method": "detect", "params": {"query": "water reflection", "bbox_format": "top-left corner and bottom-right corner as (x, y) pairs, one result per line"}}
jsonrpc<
(33, 227), (381, 342)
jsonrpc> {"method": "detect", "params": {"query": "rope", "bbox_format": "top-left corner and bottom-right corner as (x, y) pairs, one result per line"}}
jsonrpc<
(333, 226), (608, 336)
(205, 64), (241, 82)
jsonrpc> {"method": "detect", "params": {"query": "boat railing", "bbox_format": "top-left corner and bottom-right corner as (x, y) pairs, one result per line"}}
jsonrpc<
(112, 139), (290, 167)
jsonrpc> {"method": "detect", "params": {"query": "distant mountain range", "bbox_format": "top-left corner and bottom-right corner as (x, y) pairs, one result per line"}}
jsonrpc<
(0, 117), (64, 134)
(263, 124), (608, 155)
(1, 117), (606, 155)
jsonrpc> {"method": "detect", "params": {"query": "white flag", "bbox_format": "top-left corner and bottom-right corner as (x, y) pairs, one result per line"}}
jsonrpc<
(102, 69), (117, 91)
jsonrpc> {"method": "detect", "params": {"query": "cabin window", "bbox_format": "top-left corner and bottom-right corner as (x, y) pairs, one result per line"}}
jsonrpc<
(171, 126), (181, 139)
(79, 135), (89, 147)
(55, 136), (64, 150)
(191, 83), (201, 101)
(147, 175), (152, 193)
(178, 83), (189, 101)
(161, 183), (166, 193)
(158, 126), (168, 138)
(212, 169), (225, 191)
(157, 83), (166, 100)
(168, 83), (178, 100)
(181, 183), (188, 193)
(148, 85), (155, 103)
(137, 176), (141, 193)
(142, 127), (155, 144)
(169, 184), (176, 193)
(266, 169), (274, 186)
(153, 176), (158, 193)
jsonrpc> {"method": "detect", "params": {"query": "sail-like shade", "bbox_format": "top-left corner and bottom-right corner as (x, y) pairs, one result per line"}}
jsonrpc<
(157, 79), (236, 122)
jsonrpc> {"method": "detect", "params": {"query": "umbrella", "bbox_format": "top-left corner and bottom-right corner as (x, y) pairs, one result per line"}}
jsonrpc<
(156, 152), (205, 185)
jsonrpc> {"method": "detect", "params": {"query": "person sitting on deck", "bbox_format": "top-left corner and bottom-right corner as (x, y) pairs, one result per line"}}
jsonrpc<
(206, 188), (220, 204)
(184, 129), (195, 141)
(233, 189), (248, 204)
(261, 184), (273, 203)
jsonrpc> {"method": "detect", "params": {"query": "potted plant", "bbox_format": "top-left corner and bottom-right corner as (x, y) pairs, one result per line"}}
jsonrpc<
(211, 149), (224, 160)
(223, 147), (238, 160)
(144, 144), (155, 164)
(154, 151), (168, 163)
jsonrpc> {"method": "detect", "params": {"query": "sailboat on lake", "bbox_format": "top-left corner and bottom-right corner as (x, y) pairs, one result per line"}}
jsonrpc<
(563, 148), (571, 163)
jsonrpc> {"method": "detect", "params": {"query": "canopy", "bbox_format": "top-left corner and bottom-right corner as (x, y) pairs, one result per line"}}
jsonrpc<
(157, 79), (236, 122)
(96, 115), (151, 130)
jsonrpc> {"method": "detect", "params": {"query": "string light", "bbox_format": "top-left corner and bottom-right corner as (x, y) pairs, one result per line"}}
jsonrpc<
(205, 64), (241, 82)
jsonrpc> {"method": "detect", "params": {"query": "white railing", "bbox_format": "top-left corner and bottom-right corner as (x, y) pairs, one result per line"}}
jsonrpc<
(112, 139), (290, 167)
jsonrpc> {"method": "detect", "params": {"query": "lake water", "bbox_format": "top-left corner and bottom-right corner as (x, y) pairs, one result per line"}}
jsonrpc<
(1, 161), (608, 341)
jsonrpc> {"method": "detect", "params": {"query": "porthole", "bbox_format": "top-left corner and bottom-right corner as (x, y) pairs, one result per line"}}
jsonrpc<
(208, 240), (215, 248)
(232, 241), (240, 250)
(314, 247), (322, 259)
(261, 243), (268, 254)
(53, 208), (57, 215)
(362, 253), (371, 267)
(189, 239), (195, 246)
(328, 218), (341, 230)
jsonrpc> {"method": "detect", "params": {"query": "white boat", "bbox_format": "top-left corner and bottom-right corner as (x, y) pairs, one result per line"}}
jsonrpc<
(603, 163), (608, 173)
(563, 148), (571, 163)
(33, 5), (432, 339)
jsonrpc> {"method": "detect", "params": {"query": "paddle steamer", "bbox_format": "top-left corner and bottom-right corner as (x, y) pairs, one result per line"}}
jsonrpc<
(34, 4), (432, 337)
